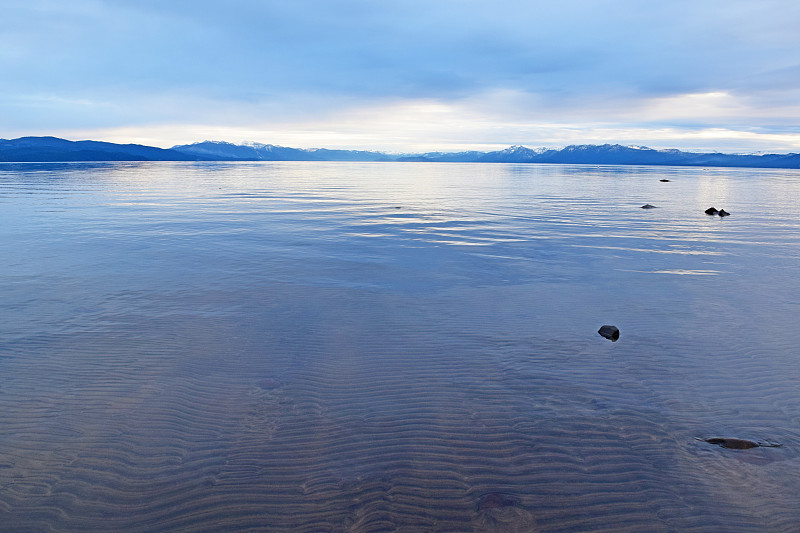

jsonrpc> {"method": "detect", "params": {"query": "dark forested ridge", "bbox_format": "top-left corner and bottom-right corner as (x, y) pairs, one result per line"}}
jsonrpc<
(0, 136), (201, 162)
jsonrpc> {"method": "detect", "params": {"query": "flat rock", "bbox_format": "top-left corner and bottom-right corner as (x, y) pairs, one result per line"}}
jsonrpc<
(659, 179), (670, 182)
(700, 437), (781, 450)
(598, 325), (620, 341)
(641, 204), (657, 209)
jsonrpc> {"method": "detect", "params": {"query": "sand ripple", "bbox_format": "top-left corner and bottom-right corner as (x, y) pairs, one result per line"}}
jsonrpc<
(3, 162), (800, 531)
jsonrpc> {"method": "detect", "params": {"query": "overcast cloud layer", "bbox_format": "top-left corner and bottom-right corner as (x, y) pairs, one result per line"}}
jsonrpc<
(3, 0), (800, 152)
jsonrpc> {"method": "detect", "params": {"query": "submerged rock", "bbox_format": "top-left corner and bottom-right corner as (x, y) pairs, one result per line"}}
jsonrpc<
(699, 437), (782, 450)
(476, 492), (520, 511)
(641, 204), (657, 209)
(474, 492), (537, 532)
(718, 209), (731, 217)
(705, 207), (719, 215)
(257, 377), (283, 390)
(597, 325), (620, 341)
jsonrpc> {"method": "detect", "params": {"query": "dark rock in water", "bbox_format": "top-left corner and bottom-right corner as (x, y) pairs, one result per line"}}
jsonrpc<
(640, 204), (657, 209)
(718, 209), (730, 217)
(477, 492), (520, 511)
(705, 207), (718, 215)
(598, 325), (620, 341)
(659, 178), (670, 182)
(700, 437), (782, 450)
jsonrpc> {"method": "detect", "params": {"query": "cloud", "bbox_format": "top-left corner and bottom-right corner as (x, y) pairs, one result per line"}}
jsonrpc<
(2, 0), (800, 151)
(55, 92), (800, 154)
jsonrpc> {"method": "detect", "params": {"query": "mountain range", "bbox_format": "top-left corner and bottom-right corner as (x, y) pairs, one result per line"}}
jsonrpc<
(2, 136), (800, 169)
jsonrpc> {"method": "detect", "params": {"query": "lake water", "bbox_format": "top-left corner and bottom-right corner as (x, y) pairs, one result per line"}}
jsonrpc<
(1, 161), (800, 531)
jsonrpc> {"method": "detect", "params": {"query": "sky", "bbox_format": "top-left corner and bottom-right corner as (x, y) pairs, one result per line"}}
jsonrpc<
(3, 0), (800, 153)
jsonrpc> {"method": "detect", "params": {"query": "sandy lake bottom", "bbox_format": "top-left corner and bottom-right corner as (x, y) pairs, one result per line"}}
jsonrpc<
(2, 161), (800, 531)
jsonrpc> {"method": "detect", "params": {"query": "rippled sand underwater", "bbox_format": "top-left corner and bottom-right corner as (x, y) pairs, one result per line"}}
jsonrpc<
(2, 161), (800, 531)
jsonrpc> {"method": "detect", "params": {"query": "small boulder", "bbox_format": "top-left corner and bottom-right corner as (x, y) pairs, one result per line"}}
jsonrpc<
(718, 209), (730, 217)
(641, 204), (657, 209)
(659, 179), (670, 182)
(705, 207), (718, 215)
(598, 325), (620, 341)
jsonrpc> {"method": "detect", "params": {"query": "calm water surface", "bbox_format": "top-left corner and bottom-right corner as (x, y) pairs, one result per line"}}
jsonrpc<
(1, 162), (800, 531)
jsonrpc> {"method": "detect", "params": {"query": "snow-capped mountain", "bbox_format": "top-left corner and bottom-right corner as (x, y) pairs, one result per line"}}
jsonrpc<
(2, 137), (799, 168)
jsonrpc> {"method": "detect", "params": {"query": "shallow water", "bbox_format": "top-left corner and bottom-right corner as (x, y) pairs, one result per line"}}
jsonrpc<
(1, 161), (800, 531)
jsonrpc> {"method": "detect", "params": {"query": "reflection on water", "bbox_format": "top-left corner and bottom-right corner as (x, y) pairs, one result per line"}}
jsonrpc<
(2, 162), (800, 531)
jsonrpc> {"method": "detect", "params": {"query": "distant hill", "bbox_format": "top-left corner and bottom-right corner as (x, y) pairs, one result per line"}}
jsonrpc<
(0, 136), (201, 162)
(2, 136), (800, 169)
(171, 140), (392, 161)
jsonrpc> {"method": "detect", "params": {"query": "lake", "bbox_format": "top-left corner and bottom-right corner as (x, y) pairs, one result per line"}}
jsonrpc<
(1, 161), (800, 531)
